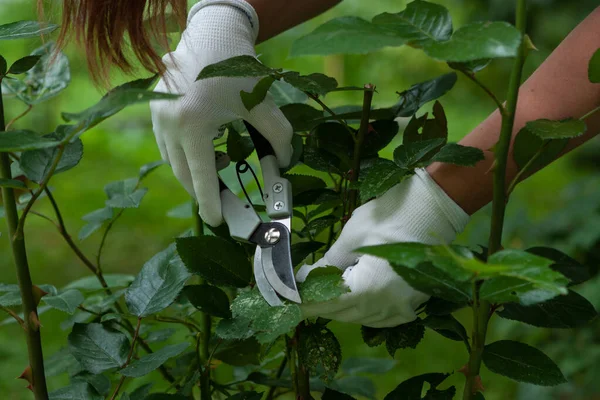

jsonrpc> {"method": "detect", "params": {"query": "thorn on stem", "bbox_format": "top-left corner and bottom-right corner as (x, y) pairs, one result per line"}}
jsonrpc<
(17, 365), (33, 384)
(31, 285), (48, 307)
(29, 311), (41, 332)
(474, 376), (485, 392)
(458, 364), (469, 377)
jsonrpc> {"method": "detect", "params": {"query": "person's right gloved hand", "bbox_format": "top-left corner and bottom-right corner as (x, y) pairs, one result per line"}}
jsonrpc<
(150, 0), (293, 227)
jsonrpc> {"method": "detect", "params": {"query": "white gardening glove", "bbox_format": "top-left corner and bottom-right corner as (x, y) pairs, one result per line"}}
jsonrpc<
(296, 168), (470, 328)
(150, 0), (293, 227)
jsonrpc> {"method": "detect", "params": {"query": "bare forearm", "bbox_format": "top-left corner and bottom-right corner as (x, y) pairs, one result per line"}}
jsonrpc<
(248, 0), (342, 42)
(427, 7), (600, 215)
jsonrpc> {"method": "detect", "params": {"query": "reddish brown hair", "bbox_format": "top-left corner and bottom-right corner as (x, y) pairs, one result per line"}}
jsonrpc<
(40, 0), (187, 85)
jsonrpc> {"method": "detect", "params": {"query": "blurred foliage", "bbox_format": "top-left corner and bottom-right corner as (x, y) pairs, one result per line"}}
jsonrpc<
(0, 0), (598, 399)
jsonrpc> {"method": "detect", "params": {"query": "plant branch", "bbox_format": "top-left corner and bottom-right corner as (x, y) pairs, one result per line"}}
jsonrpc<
(580, 104), (600, 121)
(306, 93), (356, 139)
(1, 305), (25, 326)
(5, 104), (33, 131)
(507, 141), (549, 194)
(110, 317), (142, 400)
(347, 84), (375, 217)
(266, 355), (288, 400)
(96, 208), (125, 271)
(0, 80), (49, 400)
(295, 324), (312, 400)
(459, 71), (505, 112)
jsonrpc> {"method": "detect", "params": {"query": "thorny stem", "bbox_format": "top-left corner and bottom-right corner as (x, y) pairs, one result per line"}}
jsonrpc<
(110, 317), (142, 400)
(0, 79), (49, 399)
(266, 355), (288, 400)
(347, 84), (375, 217)
(463, 1), (528, 399)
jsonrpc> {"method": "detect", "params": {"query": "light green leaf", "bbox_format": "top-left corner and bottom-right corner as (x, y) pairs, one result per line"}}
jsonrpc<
(299, 266), (350, 303)
(526, 118), (587, 140)
(0, 21), (58, 40)
(125, 244), (190, 317)
(429, 143), (485, 167)
(104, 178), (148, 209)
(298, 325), (341, 382)
(43, 289), (85, 314)
(0, 130), (60, 152)
(139, 160), (167, 180)
(176, 236), (252, 287)
(482, 340), (567, 386)
(270, 80), (307, 106)
(183, 284), (231, 319)
(589, 48), (600, 83)
(78, 207), (114, 241)
(227, 124), (254, 162)
(68, 323), (130, 374)
(121, 343), (189, 377)
(64, 274), (134, 291)
(8, 55), (41, 74)
(0, 178), (26, 189)
(49, 383), (103, 400)
(498, 290), (597, 328)
(241, 76), (276, 111)
(358, 159), (410, 202)
(197, 55), (273, 80)
(167, 201), (193, 219)
(394, 73), (457, 117)
(393, 138), (446, 169)
(383, 372), (454, 400)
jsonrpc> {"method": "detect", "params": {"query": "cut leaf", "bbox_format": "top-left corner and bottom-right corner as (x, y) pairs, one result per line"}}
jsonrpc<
(393, 138), (446, 169)
(299, 266), (349, 303)
(183, 284), (231, 319)
(241, 76), (276, 111)
(281, 71), (338, 96)
(362, 319), (425, 357)
(393, 73), (457, 118)
(197, 55), (272, 80)
(482, 340), (567, 386)
(121, 343), (189, 377)
(270, 80), (308, 106)
(68, 323), (130, 374)
(0, 21), (58, 40)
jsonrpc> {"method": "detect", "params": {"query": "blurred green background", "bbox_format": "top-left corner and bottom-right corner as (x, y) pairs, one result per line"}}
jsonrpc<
(1, 0), (599, 399)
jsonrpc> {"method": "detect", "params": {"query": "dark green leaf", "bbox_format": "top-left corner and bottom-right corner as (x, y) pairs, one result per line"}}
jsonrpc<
(394, 73), (457, 117)
(383, 372), (453, 400)
(291, 242), (326, 267)
(299, 266), (349, 303)
(227, 125), (254, 162)
(43, 289), (85, 314)
(144, 328), (176, 344)
(393, 138), (446, 169)
(183, 284), (231, 319)
(310, 122), (354, 169)
(513, 126), (568, 171)
(125, 244), (191, 317)
(68, 323), (129, 374)
(302, 146), (342, 174)
(0, 21), (58, 40)
(8, 55), (41, 74)
(526, 118), (587, 140)
(121, 343), (189, 377)
(0, 178), (26, 189)
(214, 338), (261, 366)
(424, 297), (467, 316)
(361, 325), (387, 348)
(588, 48), (600, 83)
(384, 319), (426, 357)
(280, 103), (322, 132)
(0, 55), (6, 76)
(482, 340), (567, 386)
(527, 247), (594, 286)
(145, 395), (188, 400)
(298, 325), (341, 381)
(0, 130), (60, 152)
(128, 384), (153, 400)
(341, 357), (396, 375)
(104, 178), (148, 209)
(71, 372), (111, 395)
(323, 388), (357, 400)
(327, 376), (376, 399)
(422, 314), (470, 350)
(270, 80), (308, 106)
(429, 143), (485, 167)
(290, 17), (409, 57)
(358, 159), (409, 202)
(49, 383), (103, 400)
(281, 71), (338, 96)
(498, 290), (597, 328)
(402, 102), (448, 145)
(2, 42), (71, 105)
(241, 76), (276, 111)
(226, 392), (263, 400)
(362, 120), (399, 157)
(285, 174), (327, 197)
(197, 55), (272, 80)
(176, 236), (251, 287)
(20, 131), (83, 183)
(302, 215), (338, 237)
(139, 160), (166, 180)
(448, 59), (491, 74)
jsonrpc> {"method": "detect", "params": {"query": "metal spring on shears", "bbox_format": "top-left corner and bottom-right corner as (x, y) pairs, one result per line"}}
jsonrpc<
(235, 160), (264, 208)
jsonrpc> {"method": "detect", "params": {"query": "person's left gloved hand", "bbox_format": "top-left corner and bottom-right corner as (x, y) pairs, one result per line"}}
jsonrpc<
(295, 169), (470, 328)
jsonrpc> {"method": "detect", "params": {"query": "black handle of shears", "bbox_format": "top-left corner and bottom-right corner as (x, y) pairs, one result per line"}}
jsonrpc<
(244, 121), (275, 160)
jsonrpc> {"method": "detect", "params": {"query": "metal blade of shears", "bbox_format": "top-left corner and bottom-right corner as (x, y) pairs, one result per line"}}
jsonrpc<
(254, 245), (283, 306)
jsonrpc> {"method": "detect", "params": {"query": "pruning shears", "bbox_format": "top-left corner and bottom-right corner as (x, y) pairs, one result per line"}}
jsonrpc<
(218, 121), (301, 307)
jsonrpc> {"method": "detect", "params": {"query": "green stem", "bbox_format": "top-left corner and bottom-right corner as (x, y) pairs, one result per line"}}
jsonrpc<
(0, 80), (49, 400)
(110, 317), (142, 400)
(580, 104), (600, 121)
(459, 71), (504, 111)
(295, 324), (312, 400)
(507, 141), (549, 194)
(286, 336), (299, 396)
(306, 93), (356, 139)
(463, 283), (491, 400)
(266, 355), (288, 400)
(347, 84), (375, 217)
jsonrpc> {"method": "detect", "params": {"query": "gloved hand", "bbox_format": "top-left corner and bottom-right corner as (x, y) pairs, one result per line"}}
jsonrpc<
(297, 168), (470, 328)
(150, 0), (293, 227)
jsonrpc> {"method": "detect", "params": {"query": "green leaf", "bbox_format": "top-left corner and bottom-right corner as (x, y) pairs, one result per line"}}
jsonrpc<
(513, 126), (568, 171)
(298, 325), (341, 382)
(429, 143), (485, 167)
(341, 357), (396, 375)
(2, 42), (71, 105)
(424, 22), (522, 62)
(139, 160), (167, 180)
(309, 122), (354, 170)
(281, 103), (322, 132)
(358, 159), (409, 202)
(270, 80), (308, 106)
(71, 372), (111, 396)
(323, 389), (357, 400)
(302, 215), (338, 237)
(281, 71), (338, 96)
(0, 21), (58, 40)
(20, 131), (84, 183)
(290, 17), (410, 57)
(197, 55), (273, 80)
(383, 372), (454, 400)
(121, 343), (189, 377)
(393, 138), (446, 169)
(78, 207), (114, 241)
(394, 72), (457, 118)
(8, 55), (41, 74)
(424, 297), (467, 316)
(302, 146), (343, 174)
(482, 340), (567, 386)
(43, 289), (85, 314)
(362, 120), (400, 157)
(64, 274), (133, 291)
(145, 395), (188, 400)
(327, 376), (376, 399)
(241, 76), (276, 111)
(286, 174), (327, 197)
(167, 202), (193, 219)
(422, 314), (470, 350)
(527, 247), (594, 286)
(68, 323), (130, 374)
(498, 290), (597, 328)
(226, 393), (263, 400)
(526, 118), (587, 140)
(183, 284), (231, 319)
(125, 244), (191, 317)
(0, 55), (6, 76)
(402, 102), (448, 145)
(448, 59), (491, 74)
(372, 1), (452, 46)
(0, 130), (60, 152)
(299, 266), (350, 303)
(589, 48), (600, 83)
(144, 328), (176, 344)
(104, 178), (148, 209)
(0, 178), (26, 189)
(291, 242), (325, 267)
(227, 125), (254, 162)
(176, 236), (251, 287)
(384, 320), (426, 357)
(49, 383), (103, 400)
(213, 338), (261, 366)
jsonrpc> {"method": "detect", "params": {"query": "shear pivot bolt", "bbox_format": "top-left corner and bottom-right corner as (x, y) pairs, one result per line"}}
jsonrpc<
(265, 228), (281, 244)
(273, 183), (283, 193)
(274, 201), (285, 211)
